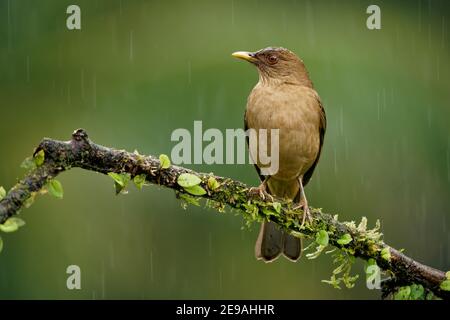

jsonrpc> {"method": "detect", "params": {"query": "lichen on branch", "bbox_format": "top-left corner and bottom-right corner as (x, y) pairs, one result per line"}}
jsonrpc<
(0, 129), (448, 300)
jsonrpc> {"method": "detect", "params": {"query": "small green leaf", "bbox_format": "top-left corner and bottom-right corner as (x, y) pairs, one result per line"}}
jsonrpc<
(34, 149), (45, 166)
(381, 247), (391, 262)
(159, 154), (171, 169)
(445, 271), (450, 280)
(108, 172), (130, 187)
(394, 286), (411, 300)
(0, 236), (3, 253)
(21, 157), (36, 171)
(0, 217), (25, 233)
(177, 173), (201, 188)
(10, 217), (25, 227)
(410, 284), (425, 300)
(108, 172), (131, 195)
(0, 186), (6, 201)
(47, 179), (64, 199)
(184, 185), (207, 196)
(337, 233), (352, 245)
(0, 222), (17, 233)
(440, 279), (450, 291)
(114, 182), (126, 195)
(207, 176), (220, 191)
(272, 202), (282, 214)
(316, 230), (329, 246)
(133, 174), (147, 190)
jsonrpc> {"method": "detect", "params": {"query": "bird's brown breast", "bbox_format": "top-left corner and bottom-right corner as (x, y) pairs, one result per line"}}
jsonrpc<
(246, 82), (322, 182)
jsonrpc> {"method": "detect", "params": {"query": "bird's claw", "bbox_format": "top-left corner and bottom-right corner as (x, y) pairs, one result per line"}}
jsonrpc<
(293, 203), (312, 229)
(248, 186), (274, 202)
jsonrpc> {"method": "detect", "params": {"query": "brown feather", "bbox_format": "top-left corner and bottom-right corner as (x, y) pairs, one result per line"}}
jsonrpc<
(302, 98), (326, 186)
(238, 47), (326, 263)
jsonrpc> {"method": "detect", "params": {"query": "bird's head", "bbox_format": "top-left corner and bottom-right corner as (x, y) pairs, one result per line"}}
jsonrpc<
(232, 47), (312, 87)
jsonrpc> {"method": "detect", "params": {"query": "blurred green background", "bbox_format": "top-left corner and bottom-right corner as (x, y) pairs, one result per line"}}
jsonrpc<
(0, 0), (449, 299)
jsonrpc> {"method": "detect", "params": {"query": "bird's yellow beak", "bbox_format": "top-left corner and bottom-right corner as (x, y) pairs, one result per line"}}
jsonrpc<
(232, 51), (258, 63)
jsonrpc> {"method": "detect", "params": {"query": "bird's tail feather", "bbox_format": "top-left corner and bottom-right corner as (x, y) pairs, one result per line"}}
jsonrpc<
(255, 220), (283, 262)
(283, 232), (302, 261)
(255, 222), (302, 262)
(255, 178), (302, 262)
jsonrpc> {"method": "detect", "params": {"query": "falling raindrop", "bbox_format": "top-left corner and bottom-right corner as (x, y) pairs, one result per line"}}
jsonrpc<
(339, 106), (344, 136)
(58, 43), (63, 69)
(420, 193), (427, 223)
(377, 92), (381, 120)
(7, 0), (11, 52)
(129, 30), (134, 62)
(305, 0), (316, 47)
(101, 261), (106, 299)
(150, 249), (154, 283)
(230, 258), (236, 282)
(26, 56), (30, 82)
(344, 137), (349, 161)
(442, 16), (446, 50)
(121, 197), (126, 218)
(436, 53), (440, 81)
(80, 69), (85, 101)
(173, 264), (177, 284)
(418, 0), (422, 33)
(428, 22), (432, 49)
(333, 146), (337, 174)
(67, 83), (71, 105)
(411, 28), (417, 53)
(231, 0), (234, 26)
(447, 233), (450, 265)
(92, 73), (97, 109)
(447, 137), (450, 182)
(208, 232), (212, 257)
(109, 243), (115, 269)
(188, 60), (192, 84)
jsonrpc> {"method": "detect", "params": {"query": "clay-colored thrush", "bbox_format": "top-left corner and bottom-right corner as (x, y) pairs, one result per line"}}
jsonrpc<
(232, 47), (326, 262)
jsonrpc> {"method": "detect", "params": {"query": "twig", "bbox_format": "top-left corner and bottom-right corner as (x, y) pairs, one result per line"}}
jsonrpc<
(0, 129), (448, 299)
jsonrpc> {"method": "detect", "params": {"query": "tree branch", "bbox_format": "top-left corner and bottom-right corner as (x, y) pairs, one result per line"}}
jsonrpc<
(0, 129), (448, 299)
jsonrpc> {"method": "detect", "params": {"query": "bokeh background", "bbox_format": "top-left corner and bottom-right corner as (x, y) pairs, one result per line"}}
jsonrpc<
(0, 0), (449, 299)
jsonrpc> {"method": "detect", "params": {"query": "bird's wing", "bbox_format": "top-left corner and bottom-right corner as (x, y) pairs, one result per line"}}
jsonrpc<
(244, 108), (265, 182)
(302, 97), (326, 187)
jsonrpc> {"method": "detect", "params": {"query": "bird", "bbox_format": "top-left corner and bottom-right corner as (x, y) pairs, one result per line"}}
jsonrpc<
(232, 47), (326, 262)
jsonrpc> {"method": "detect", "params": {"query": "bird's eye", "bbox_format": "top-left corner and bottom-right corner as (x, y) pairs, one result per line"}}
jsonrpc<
(267, 55), (278, 65)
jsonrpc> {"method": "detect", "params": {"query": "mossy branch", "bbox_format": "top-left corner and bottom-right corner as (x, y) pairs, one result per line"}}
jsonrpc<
(0, 129), (448, 299)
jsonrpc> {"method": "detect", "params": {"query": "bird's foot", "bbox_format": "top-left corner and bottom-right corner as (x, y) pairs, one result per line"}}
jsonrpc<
(248, 184), (274, 202)
(293, 202), (312, 229)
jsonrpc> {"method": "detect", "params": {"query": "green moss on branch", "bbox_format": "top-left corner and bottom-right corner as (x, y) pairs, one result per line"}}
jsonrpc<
(0, 129), (448, 300)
